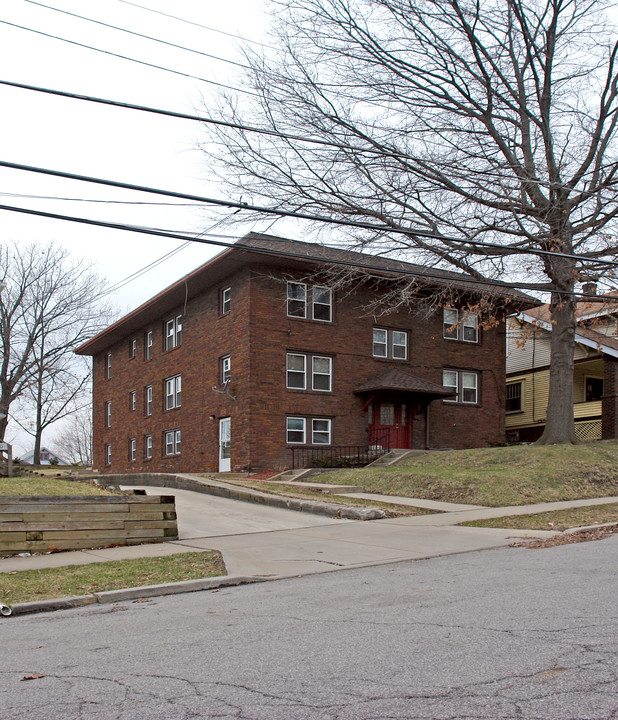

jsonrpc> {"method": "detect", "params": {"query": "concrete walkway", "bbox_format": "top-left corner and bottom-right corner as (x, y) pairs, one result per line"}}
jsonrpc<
(3, 488), (616, 578)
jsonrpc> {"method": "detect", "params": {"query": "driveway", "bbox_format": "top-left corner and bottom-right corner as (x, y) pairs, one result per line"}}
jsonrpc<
(120, 485), (351, 539)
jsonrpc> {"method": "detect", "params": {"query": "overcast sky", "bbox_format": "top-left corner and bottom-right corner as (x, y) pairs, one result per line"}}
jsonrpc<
(0, 0), (302, 452)
(0, 0), (299, 315)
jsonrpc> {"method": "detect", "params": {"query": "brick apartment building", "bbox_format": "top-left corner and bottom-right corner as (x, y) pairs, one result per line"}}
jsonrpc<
(76, 234), (529, 473)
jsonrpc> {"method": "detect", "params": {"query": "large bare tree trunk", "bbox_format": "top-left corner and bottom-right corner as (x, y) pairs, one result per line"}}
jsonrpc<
(537, 290), (577, 444)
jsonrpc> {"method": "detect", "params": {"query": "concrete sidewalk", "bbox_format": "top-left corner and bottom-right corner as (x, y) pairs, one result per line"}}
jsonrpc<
(1, 487), (616, 616)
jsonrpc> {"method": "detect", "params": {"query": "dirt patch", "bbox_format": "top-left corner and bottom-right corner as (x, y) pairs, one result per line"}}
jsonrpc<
(511, 524), (618, 549)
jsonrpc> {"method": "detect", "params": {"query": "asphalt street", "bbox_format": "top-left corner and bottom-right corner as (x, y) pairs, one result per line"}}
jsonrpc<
(2, 534), (617, 719)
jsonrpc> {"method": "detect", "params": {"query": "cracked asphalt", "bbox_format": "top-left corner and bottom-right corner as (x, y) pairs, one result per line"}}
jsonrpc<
(2, 534), (617, 720)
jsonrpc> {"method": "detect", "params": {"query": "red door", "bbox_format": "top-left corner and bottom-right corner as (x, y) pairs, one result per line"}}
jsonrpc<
(369, 401), (411, 449)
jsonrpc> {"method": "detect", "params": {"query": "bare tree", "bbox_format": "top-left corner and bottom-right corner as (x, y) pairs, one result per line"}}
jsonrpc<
(54, 408), (93, 466)
(0, 242), (109, 457)
(203, 0), (618, 444)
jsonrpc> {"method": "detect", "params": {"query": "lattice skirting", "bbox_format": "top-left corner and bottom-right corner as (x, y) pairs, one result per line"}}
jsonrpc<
(574, 420), (602, 442)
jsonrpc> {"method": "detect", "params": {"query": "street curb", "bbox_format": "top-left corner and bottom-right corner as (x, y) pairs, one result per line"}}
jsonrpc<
(564, 520), (618, 534)
(5, 574), (267, 617)
(93, 473), (386, 520)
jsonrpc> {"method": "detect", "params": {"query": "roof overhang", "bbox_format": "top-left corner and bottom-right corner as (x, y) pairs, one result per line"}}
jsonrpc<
(517, 311), (618, 359)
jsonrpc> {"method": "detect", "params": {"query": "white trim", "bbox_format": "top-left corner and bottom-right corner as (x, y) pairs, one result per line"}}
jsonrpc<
(517, 312), (618, 358)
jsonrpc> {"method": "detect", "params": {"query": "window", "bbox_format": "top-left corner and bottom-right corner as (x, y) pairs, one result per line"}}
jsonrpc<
(312, 418), (331, 444)
(443, 370), (479, 404)
(221, 355), (231, 384)
(312, 356), (332, 391)
(164, 429), (181, 456)
(145, 330), (153, 360)
(286, 416), (332, 444)
(221, 287), (231, 314)
(105, 401), (111, 428)
(105, 353), (111, 379)
(286, 353), (306, 389)
(287, 282), (333, 322)
(373, 328), (387, 358)
(286, 417), (305, 444)
(312, 286), (332, 322)
(144, 435), (152, 460)
(506, 382), (523, 413)
(165, 315), (182, 351)
(129, 391), (136, 411)
(287, 282), (307, 318)
(443, 308), (479, 343)
(129, 338), (137, 358)
(145, 385), (153, 416)
(165, 375), (181, 410)
(286, 353), (332, 391)
(372, 328), (408, 360)
(585, 377), (604, 402)
(104, 444), (111, 465)
(129, 438), (136, 461)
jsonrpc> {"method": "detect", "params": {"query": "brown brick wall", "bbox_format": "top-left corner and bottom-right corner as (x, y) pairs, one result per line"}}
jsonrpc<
(92, 261), (506, 473)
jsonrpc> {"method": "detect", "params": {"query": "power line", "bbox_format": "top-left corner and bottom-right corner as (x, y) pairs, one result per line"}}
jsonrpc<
(22, 0), (251, 70)
(0, 21), (258, 97)
(0, 190), (205, 206)
(2, 158), (618, 269)
(3, 79), (615, 192)
(114, 0), (276, 50)
(2, 200), (615, 301)
(101, 216), (233, 295)
(0, 201), (545, 293)
(0, 79), (387, 155)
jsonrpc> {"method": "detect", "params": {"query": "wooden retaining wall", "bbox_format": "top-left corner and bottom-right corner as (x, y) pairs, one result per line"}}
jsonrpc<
(0, 494), (178, 556)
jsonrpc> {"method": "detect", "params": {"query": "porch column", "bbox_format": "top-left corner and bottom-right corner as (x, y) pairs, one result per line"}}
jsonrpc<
(602, 358), (618, 439)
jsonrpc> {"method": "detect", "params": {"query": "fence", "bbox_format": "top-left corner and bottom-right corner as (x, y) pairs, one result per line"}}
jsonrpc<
(290, 429), (391, 469)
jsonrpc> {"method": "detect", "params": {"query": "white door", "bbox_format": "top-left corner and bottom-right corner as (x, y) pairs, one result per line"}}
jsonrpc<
(219, 417), (231, 472)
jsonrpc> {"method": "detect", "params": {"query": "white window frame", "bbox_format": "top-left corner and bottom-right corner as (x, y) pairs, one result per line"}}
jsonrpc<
(144, 435), (152, 460)
(165, 315), (182, 351)
(221, 286), (231, 314)
(312, 356), (332, 392)
(312, 418), (331, 444)
(145, 385), (153, 416)
(286, 353), (307, 389)
(105, 353), (111, 379)
(129, 391), (136, 412)
(286, 417), (306, 444)
(165, 374), (182, 410)
(312, 286), (332, 322)
(443, 369), (479, 404)
(287, 282), (307, 318)
(443, 308), (479, 343)
(164, 429), (181, 456)
(105, 444), (111, 465)
(373, 328), (407, 360)
(392, 330), (408, 360)
(129, 338), (137, 358)
(372, 328), (388, 358)
(129, 438), (136, 461)
(145, 330), (153, 360)
(286, 417), (332, 445)
(105, 401), (111, 428)
(221, 355), (231, 384)
(286, 353), (332, 392)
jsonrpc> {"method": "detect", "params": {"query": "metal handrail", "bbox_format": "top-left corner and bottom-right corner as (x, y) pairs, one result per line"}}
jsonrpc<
(290, 428), (391, 469)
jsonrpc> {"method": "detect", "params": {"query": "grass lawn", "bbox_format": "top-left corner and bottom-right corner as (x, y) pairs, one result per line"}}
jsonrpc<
(0, 551), (226, 604)
(461, 502), (618, 531)
(310, 440), (618, 507)
(0, 476), (117, 496)
(224, 479), (434, 516)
